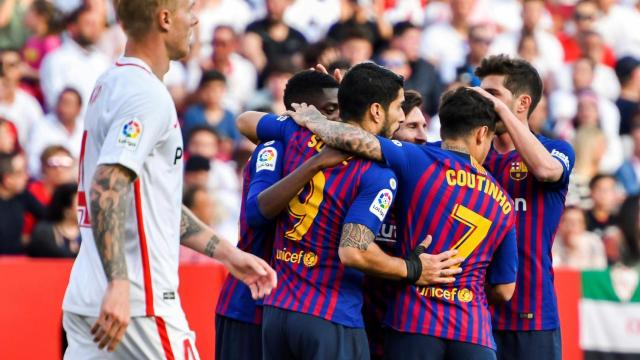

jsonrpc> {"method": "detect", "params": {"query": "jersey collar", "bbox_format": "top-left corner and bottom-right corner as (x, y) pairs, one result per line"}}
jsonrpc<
(115, 56), (153, 75)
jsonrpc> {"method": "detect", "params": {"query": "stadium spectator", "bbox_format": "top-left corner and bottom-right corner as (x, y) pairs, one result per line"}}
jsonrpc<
(593, 0), (640, 58)
(39, 4), (109, 111)
(21, 0), (63, 75)
(282, 0), (340, 43)
(568, 126), (608, 208)
(553, 206), (607, 270)
(457, 24), (493, 87)
(0, 0), (32, 49)
(586, 174), (621, 236)
(242, 0), (307, 74)
(615, 56), (640, 136)
(336, 24), (374, 66)
(180, 185), (217, 263)
(27, 87), (82, 176)
(184, 155), (211, 190)
(420, 0), (474, 83)
(0, 152), (44, 255)
(27, 182), (79, 258)
(0, 117), (19, 154)
(326, 0), (392, 51)
(246, 58), (297, 115)
(618, 194), (640, 264)
(202, 25), (257, 113)
(616, 115), (640, 196)
(196, 0), (253, 60)
(390, 21), (442, 117)
(23, 145), (75, 236)
(182, 70), (240, 153)
(377, 47), (410, 80)
(0, 48), (44, 145)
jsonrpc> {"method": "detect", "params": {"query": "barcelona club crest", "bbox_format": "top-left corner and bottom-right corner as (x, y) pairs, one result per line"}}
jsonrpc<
(510, 161), (528, 181)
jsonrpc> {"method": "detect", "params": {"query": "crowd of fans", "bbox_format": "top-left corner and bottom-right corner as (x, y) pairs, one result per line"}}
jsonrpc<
(0, 0), (639, 270)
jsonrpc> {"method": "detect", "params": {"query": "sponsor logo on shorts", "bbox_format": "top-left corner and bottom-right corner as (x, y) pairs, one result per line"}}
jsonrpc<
(256, 146), (277, 172)
(275, 248), (318, 268)
(416, 286), (474, 303)
(163, 291), (175, 300)
(369, 189), (393, 221)
(117, 119), (142, 151)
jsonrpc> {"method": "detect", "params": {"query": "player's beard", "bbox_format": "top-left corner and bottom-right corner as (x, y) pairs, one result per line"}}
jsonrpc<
(380, 114), (396, 139)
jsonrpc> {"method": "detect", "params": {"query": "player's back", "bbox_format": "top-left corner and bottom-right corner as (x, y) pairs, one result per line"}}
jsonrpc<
(378, 138), (516, 349)
(258, 115), (396, 328)
(64, 57), (185, 318)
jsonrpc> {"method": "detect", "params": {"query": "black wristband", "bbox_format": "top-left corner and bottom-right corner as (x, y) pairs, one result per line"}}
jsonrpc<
(404, 245), (426, 284)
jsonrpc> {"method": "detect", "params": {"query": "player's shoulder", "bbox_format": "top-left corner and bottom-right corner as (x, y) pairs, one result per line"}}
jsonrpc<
(537, 134), (572, 151)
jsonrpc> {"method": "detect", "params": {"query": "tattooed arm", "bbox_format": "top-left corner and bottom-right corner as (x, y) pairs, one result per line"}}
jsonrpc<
(179, 205), (278, 299)
(286, 103), (384, 161)
(338, 223), (464, 285)
(89, 164), (135, 352)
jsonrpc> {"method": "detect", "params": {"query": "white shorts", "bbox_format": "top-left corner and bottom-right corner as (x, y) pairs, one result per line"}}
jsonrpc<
(63, 311), (200, 360)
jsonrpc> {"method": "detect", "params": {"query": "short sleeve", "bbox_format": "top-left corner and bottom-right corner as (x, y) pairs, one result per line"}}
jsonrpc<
(344, 164), (398, 234)
(377, 136), (413, 177)
(486, 227), (518, 285)
(97, 92), (172, 177)
(542, 138), (575, 187)
(256, 114), (299, 142)
(245, 140), (285, 227)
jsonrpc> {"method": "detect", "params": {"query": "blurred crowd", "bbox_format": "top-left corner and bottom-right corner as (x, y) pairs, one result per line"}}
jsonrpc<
(0, 0), (639, 269)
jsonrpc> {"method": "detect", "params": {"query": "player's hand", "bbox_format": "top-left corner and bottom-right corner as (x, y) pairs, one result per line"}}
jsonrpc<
(469, 87), (509, 113)
(414, 235), (464, 286)
(312, 63), (343, 83)
(224, 248), (277, 300)
(286, 103), (325, 128)
(314, 146), (349, 169)
(91, 279), (130, 352)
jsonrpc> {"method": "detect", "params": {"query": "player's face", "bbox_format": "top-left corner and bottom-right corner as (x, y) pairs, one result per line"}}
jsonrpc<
(480, 75), (515, 135)
(311, 88), (339, 122)
(166, 0), (199, 60)
(393, 106), (427, 144)
(380, 89), (405, 139)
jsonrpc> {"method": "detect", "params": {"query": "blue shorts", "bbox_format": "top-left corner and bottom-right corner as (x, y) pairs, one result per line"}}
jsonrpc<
(493, 328), (562, 360)
(384, 329), (497, 360)
(261, 306), (369, 360)
(215, 314), (262, 360)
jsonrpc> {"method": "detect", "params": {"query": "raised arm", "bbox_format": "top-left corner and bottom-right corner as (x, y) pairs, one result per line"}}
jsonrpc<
(179, 205), (277, 299)
(286, 103), (384, 162)
(89, 164), (135, 352)
(338, 224), (463, 285)
(236, 111), (267, 144)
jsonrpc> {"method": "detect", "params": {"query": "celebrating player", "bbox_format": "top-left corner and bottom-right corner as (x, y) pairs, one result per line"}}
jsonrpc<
(215, 69), (342, 360)
(286, 87), (519, 359)
(62, 1), (276, 359)
(474, 55), (575, 360)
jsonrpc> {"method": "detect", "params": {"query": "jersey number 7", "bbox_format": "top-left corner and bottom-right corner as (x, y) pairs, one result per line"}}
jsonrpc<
(449, 204), (492, 266)
(285, 172), (326, 241)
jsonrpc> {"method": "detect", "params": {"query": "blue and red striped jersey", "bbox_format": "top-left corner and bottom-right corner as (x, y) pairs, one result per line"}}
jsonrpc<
(378, 137), (518, 349)
(215, 141), (284, 324)
(484, 135), (575, 331)
(257, 114), (397, 328)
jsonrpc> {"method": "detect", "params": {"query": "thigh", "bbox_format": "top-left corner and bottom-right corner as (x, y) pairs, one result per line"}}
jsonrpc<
(215, 315), (262, 360)
(445, 340), (496, 360)
(493, 329), (561, 360)
(63, 312), (112, 360)
(261, 306), (294, 360)
(383, 329), (446, 360)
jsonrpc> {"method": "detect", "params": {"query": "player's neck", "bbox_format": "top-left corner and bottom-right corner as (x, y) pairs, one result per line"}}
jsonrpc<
(123, 38), (171, 80)
(441, 140), (470, 155)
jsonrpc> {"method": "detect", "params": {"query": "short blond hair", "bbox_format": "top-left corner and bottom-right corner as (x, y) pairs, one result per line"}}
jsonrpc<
(114, 0), (176, 40)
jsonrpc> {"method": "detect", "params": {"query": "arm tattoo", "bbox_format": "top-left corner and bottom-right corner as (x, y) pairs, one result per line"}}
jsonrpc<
(90, 165), (134, 281)
(339, 223), (375, 251)
(204, 235), (221, 257)
(306, 115), (383, 161)
(180, 206), (204, 243)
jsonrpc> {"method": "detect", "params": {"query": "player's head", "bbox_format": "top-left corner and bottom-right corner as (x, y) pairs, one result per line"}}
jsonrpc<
(439, 87), (498, 163)
(0, 152), (28, 195)
(284, 70), (340, 121)
(114, 0), (198, 60)
(338, 62), (405, 138)
(393, 90), (427, 144)
(475, 55), (543, 129)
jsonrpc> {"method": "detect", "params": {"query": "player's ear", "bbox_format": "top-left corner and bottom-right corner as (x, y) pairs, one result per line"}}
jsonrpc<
(369, 103), (383, 124)
(157, 8), (172, 32)
(476, 126), (489, 145)
(516, 94), (531, 117)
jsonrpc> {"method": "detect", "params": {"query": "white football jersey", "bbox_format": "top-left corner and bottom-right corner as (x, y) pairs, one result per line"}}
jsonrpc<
(63, 57), (185, 317)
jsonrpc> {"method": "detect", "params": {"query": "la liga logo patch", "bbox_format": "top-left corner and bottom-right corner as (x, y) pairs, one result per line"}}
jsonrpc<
(117, 119), (142, 151)
(369, 189), (393, 221)
(256, 146), (278, 172)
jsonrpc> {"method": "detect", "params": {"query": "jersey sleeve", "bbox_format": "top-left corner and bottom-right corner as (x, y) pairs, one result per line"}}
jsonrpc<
(96, 93), (172, 177)
(256, 114), (299, 142)
(377, 136), (416, 178)
(542, 137), (575, 188)
(245, 140), (285, 227)
(486, 226), (518, 285)
(343, 164), (398, 234)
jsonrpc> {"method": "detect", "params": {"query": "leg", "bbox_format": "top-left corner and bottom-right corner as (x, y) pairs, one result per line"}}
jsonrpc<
(445, 340), (496, 360)
(383, 329), (446, 360)
(215, 314), (262, 360)
(493, 329), (561, 360)
(63, 311), (114, 360)
(262, 306), (294, 360)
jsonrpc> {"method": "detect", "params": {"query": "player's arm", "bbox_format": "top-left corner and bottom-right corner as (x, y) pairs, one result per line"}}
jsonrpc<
(89, 163), (135, 352)
(236, 111), (266, 143)
(472, 87), (565, 182)
(286, 103), (384, 162)
(485, 226), (518, 304)
(339, 224), (462, 284)
(179, 205), (277, 299)
(250, 146), (348, 222)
